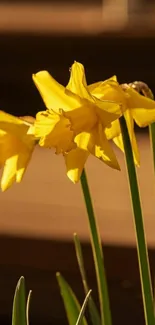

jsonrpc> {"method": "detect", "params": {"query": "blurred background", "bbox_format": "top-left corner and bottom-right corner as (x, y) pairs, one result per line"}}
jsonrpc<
(0, 1), (155, 325)
(0, 0), (155, 117)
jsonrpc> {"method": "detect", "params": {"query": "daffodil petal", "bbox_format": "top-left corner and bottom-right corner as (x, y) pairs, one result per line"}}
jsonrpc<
(1, 145), (34, 191)
(105, 119), (121, 140)
(35, 110), (74, 153)
(113, 134), (124, 153)
(90, 124), (120, 170)
(33, 71), (80, 112)
(0, 133), (19, 164)
(131, 135), (140, 166)
(64, 148), (89, 183)
(0, 124), (35, 191)
(66, 62), (93, 101)
(0, 111), (29, 136)
(127, 87), (155, 109)
(124, 110), (140, 165)
(16, 143), (34, 183)
(67, 79), (122, 133)
(1, 155), (17, 191)
(131, 108), (155, 127)
(126, 87), (155, 126)
(94, 98), (122, 127)
(88, 75), (118, 98)
(113, 112), (140, 166)
(89, 79), (127, 126)
(75, 124), (120, 170)
(0, 131), (8, 166)
(0, 111), (24, 125)
(74, 131), (91, 151)
(96, 82), (126, 104)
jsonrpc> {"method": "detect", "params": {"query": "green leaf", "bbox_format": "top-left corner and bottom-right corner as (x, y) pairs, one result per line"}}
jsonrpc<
(76, 290), (92, 325)
(56, 272), (88, 325)
(12, 277), (27, 325)
(26, 290), (32, 325)
(74, 233), (101, 325)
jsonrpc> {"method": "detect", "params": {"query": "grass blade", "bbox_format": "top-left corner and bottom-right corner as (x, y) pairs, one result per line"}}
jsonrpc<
(26, 290), (32, 325)
(76, 290), (92, 325)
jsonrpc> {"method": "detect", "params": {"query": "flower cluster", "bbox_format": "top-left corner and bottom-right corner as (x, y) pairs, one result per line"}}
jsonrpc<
(0, 61), (155, 191)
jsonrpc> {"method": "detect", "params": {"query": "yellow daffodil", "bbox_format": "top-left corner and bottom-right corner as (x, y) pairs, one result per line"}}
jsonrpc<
(89, 77), (155, 166)
(0, 111), (35, 191)
(33, 62), (123, 182)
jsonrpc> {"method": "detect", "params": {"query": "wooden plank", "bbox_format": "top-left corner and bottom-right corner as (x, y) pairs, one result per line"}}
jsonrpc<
(0, 2), (154, 35)
(0, 3), (111, 34)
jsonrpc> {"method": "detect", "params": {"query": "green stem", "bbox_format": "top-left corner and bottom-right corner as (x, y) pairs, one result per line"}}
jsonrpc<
(149, 122), (155, 175)
(80, 169), (111, 325)
(120, 116), (154, 325)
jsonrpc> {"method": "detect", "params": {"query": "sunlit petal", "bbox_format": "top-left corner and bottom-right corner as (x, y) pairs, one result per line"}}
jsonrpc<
(16, 141), (35, 182)
(125, 87), (155, 126)
(33, 71), (80, 112)
(64, 147), (89, 183)
(105, 119), (121, 140)
(113, 111), (140, 166)
(90, 124), (120, 170)
(127, 87), (155, 109)
(66, 61), (93, 101)
(74, 131), (91, 151)
(1, 155), (17, 191)
(0, 129), (34, 191)
(0, 113), (35, 191)
(89, 78), (126, 124)
(113, 134), (124, 154)
(75, 124), (120, 170)
(0, 111), (29, 136)
(88, 76), (118, 98)
(0, 110), (24, 125)
(0, 133), (20, 164)
(98, 81), (127, 104)
(94, 99), (122, 127)
(131, 108), (155, 127)
(124, 110), (140, 165)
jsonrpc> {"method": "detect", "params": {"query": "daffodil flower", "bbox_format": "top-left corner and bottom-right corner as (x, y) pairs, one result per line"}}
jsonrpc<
(89, 77), (155, 166)
(32, 62), (123, 183)
(0, 111), (35, 191)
